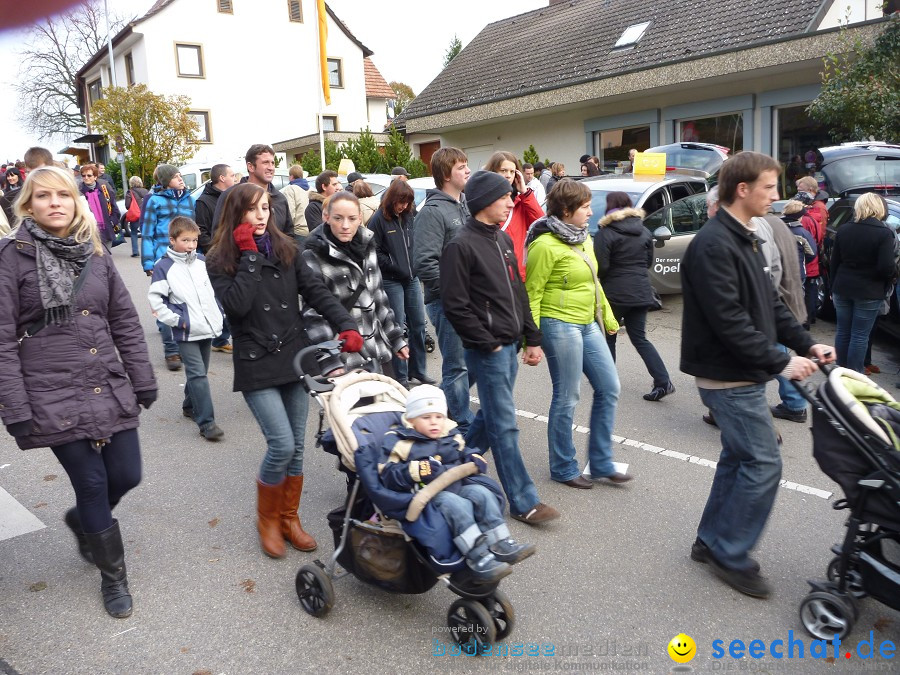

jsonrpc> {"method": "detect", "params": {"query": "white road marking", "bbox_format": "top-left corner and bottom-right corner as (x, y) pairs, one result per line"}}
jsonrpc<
(473, 396), (833, 500)
(110, 627), (137, 638)
(0, 486), (46, 541)
(0, 464), (10, 469)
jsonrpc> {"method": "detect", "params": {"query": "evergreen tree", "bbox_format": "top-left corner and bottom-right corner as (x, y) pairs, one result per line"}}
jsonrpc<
(383, 127), (413, 171)
(523, 144), (539, 165)
(443, 34), (462, 68)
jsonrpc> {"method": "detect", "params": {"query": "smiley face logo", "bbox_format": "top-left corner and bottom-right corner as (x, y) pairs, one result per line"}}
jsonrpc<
(667, 633), (696, 663)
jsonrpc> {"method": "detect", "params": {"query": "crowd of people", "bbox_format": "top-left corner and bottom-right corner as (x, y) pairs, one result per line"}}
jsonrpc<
(1, 140), (896, 617)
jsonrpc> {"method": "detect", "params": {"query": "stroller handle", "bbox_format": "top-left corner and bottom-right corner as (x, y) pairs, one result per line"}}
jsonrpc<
(293, 340), (344, 393)
(789, 356), (835, 404)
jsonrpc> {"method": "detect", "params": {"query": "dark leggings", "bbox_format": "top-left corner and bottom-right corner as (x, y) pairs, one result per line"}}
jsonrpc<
(51, 428), (142, 535)
(606, 303), (671, 387)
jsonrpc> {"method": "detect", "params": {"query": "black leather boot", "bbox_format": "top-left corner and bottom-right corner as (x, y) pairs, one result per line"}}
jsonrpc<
(63, 508), (93, 564)
(85, 521), (133, 618)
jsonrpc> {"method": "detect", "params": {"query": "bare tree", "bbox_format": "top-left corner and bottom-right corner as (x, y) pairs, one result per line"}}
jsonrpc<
(14, 0), (128, 142)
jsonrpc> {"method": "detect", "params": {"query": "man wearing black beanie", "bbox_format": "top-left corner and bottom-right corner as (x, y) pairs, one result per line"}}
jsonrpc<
(439, 171), (560, 525)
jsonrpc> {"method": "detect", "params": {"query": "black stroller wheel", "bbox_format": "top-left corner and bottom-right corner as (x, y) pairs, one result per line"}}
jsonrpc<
(425, 332), (436, 353)
(295, 564), (335, 617)
(799, 590), (855, 640)
(479, 589), (515, 640)
(447, 598), (496, 655)
(826, 557), (865, 600)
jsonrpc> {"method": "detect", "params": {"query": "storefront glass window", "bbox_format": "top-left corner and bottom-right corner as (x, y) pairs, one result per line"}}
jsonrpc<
(678, 114), (743, 153)
(776, 104), (835, 198)
(596, 126), (651, 172)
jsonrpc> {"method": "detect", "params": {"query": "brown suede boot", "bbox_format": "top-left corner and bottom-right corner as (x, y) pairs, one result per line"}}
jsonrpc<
(281, 475), (317, 552)
(257, 478), (286, 559)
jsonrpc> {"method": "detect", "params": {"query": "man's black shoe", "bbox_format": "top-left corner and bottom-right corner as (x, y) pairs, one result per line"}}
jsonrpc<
(707, 555), (771, 599)
(770, 403), (807, 423)
(409, 372), (437, 386)
(690, 537), (759, 572)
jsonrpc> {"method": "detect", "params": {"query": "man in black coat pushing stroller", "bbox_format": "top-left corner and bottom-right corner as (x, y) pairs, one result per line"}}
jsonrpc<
(379, 385), (535, 582)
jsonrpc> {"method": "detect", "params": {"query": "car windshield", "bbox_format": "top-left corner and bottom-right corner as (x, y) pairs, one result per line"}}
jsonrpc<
(645, 144), (725, 174)
(587, 189), (645, 234)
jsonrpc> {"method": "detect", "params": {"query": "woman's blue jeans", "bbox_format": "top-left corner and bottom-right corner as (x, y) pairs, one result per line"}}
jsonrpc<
(242, 381), (309, 484)
(383, 277), (427, 383)
(833, 293), (882, 373)
(541, 318), (620, 481)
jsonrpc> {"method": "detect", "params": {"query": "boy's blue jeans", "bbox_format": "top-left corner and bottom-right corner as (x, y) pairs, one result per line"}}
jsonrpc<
(432, 484), (509, 559)
(178, 339), (214, 429)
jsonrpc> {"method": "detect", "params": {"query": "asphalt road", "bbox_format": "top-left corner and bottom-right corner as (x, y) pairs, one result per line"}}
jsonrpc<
(2, 242), (900, 674)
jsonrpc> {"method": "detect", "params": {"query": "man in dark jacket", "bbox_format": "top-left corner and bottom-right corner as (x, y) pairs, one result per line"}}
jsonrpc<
(195, 163), (235, 253)
(681, 152), (834, 599)
(304, 170), (340, 231)
(211, 145), (292, 240)
(440, 170), (560, 526)
(413, 148), (474, 432)
(195, 163), (236, 352)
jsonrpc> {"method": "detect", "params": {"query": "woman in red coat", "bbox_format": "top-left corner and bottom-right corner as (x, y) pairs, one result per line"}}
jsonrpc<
(484, 151), (544, 279)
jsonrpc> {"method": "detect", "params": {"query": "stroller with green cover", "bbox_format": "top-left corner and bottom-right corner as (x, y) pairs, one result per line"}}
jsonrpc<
(794, 365), (900, 639)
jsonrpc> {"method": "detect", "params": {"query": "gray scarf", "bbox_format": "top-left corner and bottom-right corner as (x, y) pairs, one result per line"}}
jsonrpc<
(525, 214), (589, 248)
(22, 218), (95, 325)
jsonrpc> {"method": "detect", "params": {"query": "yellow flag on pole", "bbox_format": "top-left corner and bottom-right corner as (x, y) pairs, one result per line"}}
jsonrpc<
(317, 0), (330, 105)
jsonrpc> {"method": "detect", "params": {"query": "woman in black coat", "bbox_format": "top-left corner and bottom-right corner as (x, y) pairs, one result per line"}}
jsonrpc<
(830, 193), (897, 372)
(206, 183), (361, 560)
(368, 179), (430, 387)
(594, 191), (674, 401)
(0, 166), (156, 619)
(124, 176), (150, 257)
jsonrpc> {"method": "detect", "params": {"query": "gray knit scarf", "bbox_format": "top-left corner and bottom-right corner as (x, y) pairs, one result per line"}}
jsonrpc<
(22, 218), (95, 325)
(525, 214), (589, 248)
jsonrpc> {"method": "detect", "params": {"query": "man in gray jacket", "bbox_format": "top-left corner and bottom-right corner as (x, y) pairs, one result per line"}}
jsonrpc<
(412, 147), (473, 433)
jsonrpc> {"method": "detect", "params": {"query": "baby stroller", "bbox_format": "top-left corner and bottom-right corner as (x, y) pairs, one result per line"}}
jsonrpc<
(292, 341), (515, 654)
(794, 365), (900, 639)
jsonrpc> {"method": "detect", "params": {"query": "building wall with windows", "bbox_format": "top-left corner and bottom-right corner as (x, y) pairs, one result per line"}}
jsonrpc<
(78, 0), (374, 166)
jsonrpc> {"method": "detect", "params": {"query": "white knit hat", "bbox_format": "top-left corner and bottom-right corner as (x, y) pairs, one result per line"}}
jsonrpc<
(405, 385), (447, 420)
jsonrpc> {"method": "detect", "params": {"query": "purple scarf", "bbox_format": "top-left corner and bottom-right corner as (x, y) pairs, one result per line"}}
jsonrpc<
(254, 232), (274, 258)
(85, 189), (107, 232)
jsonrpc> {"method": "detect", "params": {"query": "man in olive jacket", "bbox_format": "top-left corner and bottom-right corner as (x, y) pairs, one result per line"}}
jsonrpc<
(680, 152), (834, 599)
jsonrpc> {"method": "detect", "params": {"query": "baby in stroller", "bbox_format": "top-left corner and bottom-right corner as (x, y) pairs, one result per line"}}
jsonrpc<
(379, 385), (535, 583)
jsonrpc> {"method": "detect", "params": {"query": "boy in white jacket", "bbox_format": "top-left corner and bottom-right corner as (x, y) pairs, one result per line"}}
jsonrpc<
(148, 217), (225, 440)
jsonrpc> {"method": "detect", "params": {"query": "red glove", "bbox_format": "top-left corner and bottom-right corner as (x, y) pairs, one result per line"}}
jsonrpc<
(338, 329), (364, 353)
(233, 223), (257, 253)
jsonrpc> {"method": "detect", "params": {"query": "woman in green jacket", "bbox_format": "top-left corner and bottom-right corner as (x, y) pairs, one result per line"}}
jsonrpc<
(525, 179), (632, 489)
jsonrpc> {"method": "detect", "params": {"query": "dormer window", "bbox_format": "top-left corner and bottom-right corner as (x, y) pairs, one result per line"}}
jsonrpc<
(613, 21), (651, 49)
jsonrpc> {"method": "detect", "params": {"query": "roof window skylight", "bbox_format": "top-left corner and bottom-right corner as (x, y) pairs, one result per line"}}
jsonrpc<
(613, 21), (651, 49)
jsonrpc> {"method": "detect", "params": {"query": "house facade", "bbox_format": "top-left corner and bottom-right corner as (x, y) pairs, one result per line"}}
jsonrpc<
(401, 0), (894, 180)
(75, 0), (394, 167)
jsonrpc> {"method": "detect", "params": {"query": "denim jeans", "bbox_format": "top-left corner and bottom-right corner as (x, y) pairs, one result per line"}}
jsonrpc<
(157, 320), (179, 357)
(242, 381), (309, 484)
(383, 278), (427, 383)
(542, 318), (620, 481)
(833, 293), (882, 373)
(178, 339), (215, 429)
(212, 317), (231, 348)
(426, 299), (474, 432)
(52, 429), (142, 534)
(775, 343), (807, 412)
(804, 276), (819, 325)
(606, 304), (670, 388)
(697, 384), (782, 571)
(463, 344), (540, 515)
(130, 226), (140, 256)
(432, 484), (508, 557)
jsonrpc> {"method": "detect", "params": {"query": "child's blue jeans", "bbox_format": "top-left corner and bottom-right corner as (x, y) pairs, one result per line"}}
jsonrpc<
(431, 484), (509, 559)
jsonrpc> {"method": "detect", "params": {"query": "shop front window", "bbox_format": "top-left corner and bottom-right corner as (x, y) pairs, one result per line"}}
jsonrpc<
(776, 105), (835, 198)
(678, 113), (743, 153)
(595, 126), (651, 173)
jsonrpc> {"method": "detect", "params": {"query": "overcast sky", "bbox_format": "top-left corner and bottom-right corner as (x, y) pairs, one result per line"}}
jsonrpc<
(0, 0), (548, 161)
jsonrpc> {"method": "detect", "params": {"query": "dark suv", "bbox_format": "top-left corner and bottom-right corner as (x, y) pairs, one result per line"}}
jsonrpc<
(816, 143), (900, 197)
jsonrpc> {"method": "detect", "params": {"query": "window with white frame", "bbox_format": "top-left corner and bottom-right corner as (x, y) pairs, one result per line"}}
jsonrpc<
(613, 21), (651, 49)
(189, 111), (211, 143)
(87, 78), (102, 104)
(322, 116), (337, 132)
(125, 52), (135, 86)
(175, 43), (204, 78)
